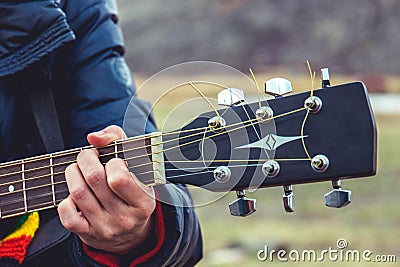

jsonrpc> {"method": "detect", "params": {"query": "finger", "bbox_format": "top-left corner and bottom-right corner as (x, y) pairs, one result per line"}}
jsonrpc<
(105, 158), (155, 207)
(77, 149), (119, 210)
(58, 197), (90, 235)
(87, 125), (127, 147)
(65, 163), (103, 217)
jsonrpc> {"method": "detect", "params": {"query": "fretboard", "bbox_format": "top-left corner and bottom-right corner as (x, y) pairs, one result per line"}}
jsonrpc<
(0, 133), (162, 219)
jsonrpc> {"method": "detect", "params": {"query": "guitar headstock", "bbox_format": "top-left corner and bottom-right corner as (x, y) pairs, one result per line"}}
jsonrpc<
(156, 69), (376, 214)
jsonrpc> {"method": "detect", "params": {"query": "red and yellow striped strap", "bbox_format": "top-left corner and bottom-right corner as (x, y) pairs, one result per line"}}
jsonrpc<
(0, 212), (40, 265)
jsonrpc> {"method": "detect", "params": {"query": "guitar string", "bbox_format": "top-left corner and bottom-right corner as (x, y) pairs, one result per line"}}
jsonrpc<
(188, 82), (221, 118)
(248, 68), (263, 109)
(301, 61), (316, 160)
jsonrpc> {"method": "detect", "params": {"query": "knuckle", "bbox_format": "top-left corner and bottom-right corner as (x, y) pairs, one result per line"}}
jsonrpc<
(85, 169), (105, 187)
(61, 217), (76, 231)
(114, 215), (137, 234)
(108, 171), (130, 190)
(58, 208), (78, 232)
(70, 187), (87, 202)
(100, 226), (115, 240)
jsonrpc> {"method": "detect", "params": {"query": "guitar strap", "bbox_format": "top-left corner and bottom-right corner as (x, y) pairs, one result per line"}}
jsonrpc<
(29, 67), (65, 153)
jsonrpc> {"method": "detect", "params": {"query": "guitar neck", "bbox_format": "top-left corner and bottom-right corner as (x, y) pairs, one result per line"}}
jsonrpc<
(0, 133), (165, 219)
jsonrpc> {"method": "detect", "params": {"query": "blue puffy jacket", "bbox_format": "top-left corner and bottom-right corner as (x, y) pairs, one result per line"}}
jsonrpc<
(0, 0), (202, 266)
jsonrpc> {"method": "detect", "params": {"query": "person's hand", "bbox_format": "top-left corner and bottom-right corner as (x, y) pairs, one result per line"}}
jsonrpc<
(58, 125), (156, 254)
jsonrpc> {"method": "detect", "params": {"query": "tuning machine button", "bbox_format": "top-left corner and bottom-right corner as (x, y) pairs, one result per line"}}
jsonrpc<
(264, 78), (292, 97)
(282, 185), (295, 212)
(311, 154), (329, 172)
(207, 116), (226, 131)
(229, 190), (256, 217)
(255, 106), (274, 122)
(321, 67), (331, 88)
(218, 88), (245, 107)
(262, 160), (280, 178)
(324, 180), (352, 208)
(304, 96), (323, 114)
(213, 166), (231, 183)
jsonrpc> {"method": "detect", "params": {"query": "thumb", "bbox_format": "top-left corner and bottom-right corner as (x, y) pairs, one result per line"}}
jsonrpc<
(87, 125), (127, 147)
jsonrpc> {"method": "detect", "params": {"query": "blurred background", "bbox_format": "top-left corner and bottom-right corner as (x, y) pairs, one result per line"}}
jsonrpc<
(118, 0), (399, 266)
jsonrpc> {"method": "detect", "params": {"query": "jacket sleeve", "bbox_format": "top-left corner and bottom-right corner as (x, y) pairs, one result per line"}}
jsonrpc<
(51, 0), (203, 266)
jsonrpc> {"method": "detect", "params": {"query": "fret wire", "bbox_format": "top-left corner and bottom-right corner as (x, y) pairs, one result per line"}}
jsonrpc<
(22, 160), (27, 212)
(50, 154), (56, 207)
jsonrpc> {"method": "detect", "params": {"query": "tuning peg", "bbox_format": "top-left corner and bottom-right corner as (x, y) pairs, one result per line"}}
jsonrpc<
(264, 78), (292, 98)
(324, 180), (352, 208)
(321, 67), (331, 88)
(282, 185), (295, 212)
(218, 88), (245, 107)
(229, 190), (256, 217)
